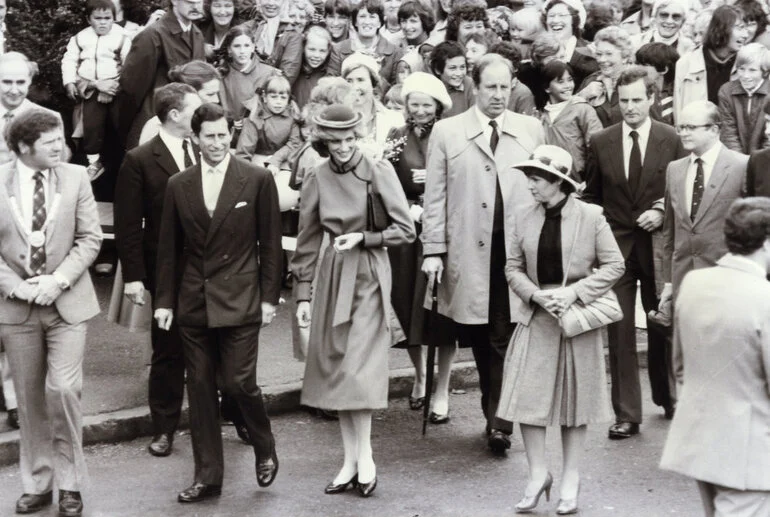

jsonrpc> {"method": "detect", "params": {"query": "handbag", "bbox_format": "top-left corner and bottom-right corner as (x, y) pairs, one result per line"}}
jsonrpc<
(557, 208), (623, 338)
(366, 181), (391, 231)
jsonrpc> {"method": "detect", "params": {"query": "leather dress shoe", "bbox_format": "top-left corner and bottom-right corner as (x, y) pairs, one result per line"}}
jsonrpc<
(7, 408), (19, 429)
(357, 476), (377, 497)
(664, 404), (676, 420)
(608, 422), (640, 439)
(488, 429), (511, 455)
(148, 433), (173, 457)
(58, 490), (83, 517)
(257, 450), (279, 487)
(178, 482), (222, 503)
(325, 473), (358, 494)
(15, 491), (53, 514)
(429, 411), (450, 424)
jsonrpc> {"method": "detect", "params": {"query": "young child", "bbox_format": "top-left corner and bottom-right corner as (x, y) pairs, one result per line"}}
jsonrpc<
(235, 72), (302, 174)
(464, 32), (492, 77)
(395, 50), (423, 85)
(429, 40), (474, 118)
(540, 60), (603, 182)
(384, 83), (404, 110)
(508, 7), (545, 58)
(61, 0), (130, 178)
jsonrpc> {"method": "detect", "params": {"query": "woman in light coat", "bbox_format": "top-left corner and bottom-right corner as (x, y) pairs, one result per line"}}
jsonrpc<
(498, 145), (624, 515)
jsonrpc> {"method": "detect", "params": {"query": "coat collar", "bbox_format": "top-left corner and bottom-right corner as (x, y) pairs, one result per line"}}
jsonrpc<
(152, 134), (183, 177)
(726, 78), (770, 97)
(464, 107), (529, 152)
(717, 253), (768, 278)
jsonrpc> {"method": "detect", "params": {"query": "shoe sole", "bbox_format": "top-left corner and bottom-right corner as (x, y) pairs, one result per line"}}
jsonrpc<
(177, 490), (222, 503)
(608, 432), (638, 440)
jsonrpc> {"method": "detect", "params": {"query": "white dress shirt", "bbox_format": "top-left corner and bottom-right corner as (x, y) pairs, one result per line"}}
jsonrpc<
(474, 106), (505, 150)
(17, 159), (49, 232)
(202, 153), (230, 217)
(685, 141), (722, 216)
(622, 117), (651, 180)
(158, 127), (196, 172)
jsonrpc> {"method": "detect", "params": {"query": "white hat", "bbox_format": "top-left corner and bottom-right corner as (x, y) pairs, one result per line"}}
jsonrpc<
(401, 72), (453, 111)
(514, 145), (583, 191)
(543, 0), (587, 30)
(341, 52), (381, 79)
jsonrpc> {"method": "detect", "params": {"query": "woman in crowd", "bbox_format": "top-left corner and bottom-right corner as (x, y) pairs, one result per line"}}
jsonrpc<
(293, 26), (334, 109)
(287, 0), (315, 32)
(445, 4), (488, 44)
(542, 0), (597, 87)
(675, 5), (749, 121)
(738, 0), (769, 46)
(630, 0), (692, 56)
(241, 0), (303, 84)
(324, 0), (354, 43)
(499, 145), (624, 515)
(199, 0), (240, 61)
(380, 0), (404, 45)
(341, 52), (404, 159)
(577, 26), (634, 127)
(429, 40), (474, 118)
(509, 7), (545, 58)
(398, 0), (435, 52)
(292, 103), (415, 497)
(519, 33), (566, 110)
(427, 0), (453, 44)
(385, 72), (457, 422)
(636, 42), (680, 124)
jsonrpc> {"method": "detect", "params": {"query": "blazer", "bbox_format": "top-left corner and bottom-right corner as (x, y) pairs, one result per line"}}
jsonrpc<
(746, 147), (770, 197)
(116, 11), (206, 148)
(674, 47), (738, 124)
(155, 157), (283, 328)
(421, 108), (545, 324)
(660, 254), (770, 490)
(505, 196), (625, 326)
(584, 120), (686, 260)
(661, 144), (748, 293)
(718, 79), (770, 154)
(327, 37), (404, 86)
(0, 162), (102, 324)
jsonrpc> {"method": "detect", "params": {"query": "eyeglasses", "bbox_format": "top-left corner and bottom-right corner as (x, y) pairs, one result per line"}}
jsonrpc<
(675, 124), (714, 133)
(656, 11), (683, 21)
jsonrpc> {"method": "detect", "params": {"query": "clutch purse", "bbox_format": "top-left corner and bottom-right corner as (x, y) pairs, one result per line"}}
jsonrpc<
(557, 208), (623, 338)
(366, 182), (391, 231)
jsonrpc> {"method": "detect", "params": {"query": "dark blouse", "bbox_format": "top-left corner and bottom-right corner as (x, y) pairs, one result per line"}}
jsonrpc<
(536, 196), (568, 285)
(385, 124), (431, 201)
(704, 49), (736, 105)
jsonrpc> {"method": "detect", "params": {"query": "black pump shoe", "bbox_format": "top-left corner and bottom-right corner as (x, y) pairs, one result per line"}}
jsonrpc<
(357, 476), (377, 497)
(325, 473), (358, 494)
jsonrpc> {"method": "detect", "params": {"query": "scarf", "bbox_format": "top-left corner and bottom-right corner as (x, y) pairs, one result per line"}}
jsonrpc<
(407, 117), (435, 138)
(257, 16), (281, 57)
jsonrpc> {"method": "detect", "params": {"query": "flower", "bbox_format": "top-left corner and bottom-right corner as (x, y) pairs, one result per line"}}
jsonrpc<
(382, 134), (408, 162)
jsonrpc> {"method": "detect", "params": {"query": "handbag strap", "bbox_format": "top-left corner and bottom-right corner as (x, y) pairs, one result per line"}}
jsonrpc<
(561, 201), (582, 289)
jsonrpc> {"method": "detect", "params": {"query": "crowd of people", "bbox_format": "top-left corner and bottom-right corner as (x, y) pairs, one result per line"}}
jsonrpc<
(1, 0), (770, 514)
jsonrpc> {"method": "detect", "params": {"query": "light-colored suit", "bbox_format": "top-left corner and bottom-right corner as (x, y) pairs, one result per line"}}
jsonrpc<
(661, 145), (748, 293)
(0, 160), (101, 494)
(661, 254), (770, 514)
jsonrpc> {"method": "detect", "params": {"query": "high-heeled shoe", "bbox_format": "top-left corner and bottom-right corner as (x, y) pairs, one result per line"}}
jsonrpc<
(556, 482), (580, 515)
(429, 411), (450, 424)
(324, 473), (358, 494)
(409, 396), (425, 410)
(514, 472), (553, 513)
(357, 476), (377, 497)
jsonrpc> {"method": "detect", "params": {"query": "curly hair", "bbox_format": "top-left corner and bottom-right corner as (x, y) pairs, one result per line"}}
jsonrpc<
(6, 109), (62, 155)
(724, 197), (770, 255)
(445, 4), (488, 42)
(429, 40), (466, 76)
(593, 25), (634, 63)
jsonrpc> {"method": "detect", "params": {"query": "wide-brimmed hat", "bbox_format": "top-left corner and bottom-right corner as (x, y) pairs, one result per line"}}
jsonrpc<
(514, 145), (582, 191)
(341, 52), (381, 80)
(401, 72), (453, 111)
(543, 0), (587, 29)
(312, 104), (363, 130)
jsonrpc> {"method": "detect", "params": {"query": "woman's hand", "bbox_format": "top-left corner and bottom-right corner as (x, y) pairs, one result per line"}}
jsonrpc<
(296, 301), (311, 328)
(531, 290), (554, 309)
(547, 287), (578, 316)
(333, 232), (364, 252)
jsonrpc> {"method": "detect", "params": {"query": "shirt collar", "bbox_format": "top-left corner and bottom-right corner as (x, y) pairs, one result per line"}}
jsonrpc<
(0, 98), (32, 119)
(744, 80), (765, 96)
(175, 13), (192, 32)
(17, 158), (48, 181)
(158, 126), (187, 150)
(725, 253), (767, 277)
(202, 152), (230, 174)
(474, 106), (505, 131)
(691, 140), (722, 165)
(622, 117), (652, 141)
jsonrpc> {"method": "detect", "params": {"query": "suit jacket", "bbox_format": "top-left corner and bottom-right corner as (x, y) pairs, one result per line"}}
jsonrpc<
(116, 12), (205, 148)
(421, 108), (545, 324)
(718, 79), (770, 154)
(505, 196), (625, 326)
(584, 120), (686, 260)
(660, 254), (770, 490)
(0, 162), (102, 324)
(155, 157), (282, 328)
(114, 134), (188, 292)
(746, 147), (770, 197)
(661, 144), (748, 293)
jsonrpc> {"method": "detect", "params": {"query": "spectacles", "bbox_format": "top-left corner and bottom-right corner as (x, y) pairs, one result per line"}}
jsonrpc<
(675, 124), (714, 133)
(656, 11), (683, 21)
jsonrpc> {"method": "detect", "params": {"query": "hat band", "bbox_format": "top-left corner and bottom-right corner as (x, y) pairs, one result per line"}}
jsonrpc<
(529, 153), (570, 176)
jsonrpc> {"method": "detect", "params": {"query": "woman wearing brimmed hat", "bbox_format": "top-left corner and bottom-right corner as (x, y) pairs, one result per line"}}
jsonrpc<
(496, 145), (624, 514)
(291, 104), (415, 497)
(384, 72), (458, 423)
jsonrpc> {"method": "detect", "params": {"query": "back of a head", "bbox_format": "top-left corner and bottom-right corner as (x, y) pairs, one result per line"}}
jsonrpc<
(155, 82), (198, 123)
(168, 60), (220, 90)
(724, 197), (770, 255)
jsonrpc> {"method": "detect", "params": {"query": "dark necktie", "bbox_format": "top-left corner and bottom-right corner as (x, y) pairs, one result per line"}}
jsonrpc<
(691, 158), (705, 221)
(628, 130), (642, 194)
(182, 139), (193, 169)
(488, 120), (504, 233)
(489, 120), (499, 154)
(29, 171), (46, 275)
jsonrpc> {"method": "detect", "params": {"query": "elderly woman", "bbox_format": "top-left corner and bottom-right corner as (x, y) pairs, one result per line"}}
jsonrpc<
(293, 26), (334, 108)
(240, 0), (303, 84)
(341, 52), (405, 159)
(674, 5), (749, 121)
(577, 26), (634, 127)
(292, 104), (416, 497)
(498, 145), (624, 515)
(630, 0), (693, 56)
(199, 0), (240, 60)
(384, 72), (458, 421)
(542, 0), (597, 88)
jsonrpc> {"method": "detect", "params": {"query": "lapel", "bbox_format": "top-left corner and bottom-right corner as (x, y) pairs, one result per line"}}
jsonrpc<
(181, 164), (210, 232)
(1, 162), (26, 243)
(692, 147), (731, 226)
(608, 125), (633, 200)
(464, 109), (495, 162)
(205, 159), (247, 246)
(164, 11), (192, 51)
(153, 135), (182, 176)
(44, 167), (62, 241)
(671, 157), (693, 230)
(560, 197), (579, 281)
(635, 122), (665, 200)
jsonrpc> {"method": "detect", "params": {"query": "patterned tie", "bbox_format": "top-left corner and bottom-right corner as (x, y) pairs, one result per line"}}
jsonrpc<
(182, 139), (193, 169)
(628, 130), (642, 194)
(691, 158), (705, 222)
(489, 120), (499, 154)
(29, 171), (46, 275)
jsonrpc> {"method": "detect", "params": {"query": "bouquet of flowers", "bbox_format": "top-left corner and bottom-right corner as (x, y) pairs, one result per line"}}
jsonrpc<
(382, 134), (408, 162)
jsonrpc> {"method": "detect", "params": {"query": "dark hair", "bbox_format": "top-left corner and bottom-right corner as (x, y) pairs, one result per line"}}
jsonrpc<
(472, 53), (514, 86)
(204, 0), (241, 28)
(489, 41), (523, 71)
(543, 1), (582, 40)
(324, 0), (353, 18)
(191, 103), (228, 135)
(583, 2), (615, 41)
(352, 0), (385, 28)
(398, 1), (437, 35)
(521, 166), (576, 195)
(6, 109), (62, 154)
(724, 197), (770, 255)
(87, 0), (116, 17)
(703, 5), (744, 51)
(429, 40), (466, 76)
(636, 42), (680, 88)
(155, 83), (198, 123)
(540, 60), (574, 91)
(465, 30), (495, 49)
(617, 65), (657, 98)
(738, 0), (767, 41)
(216, 26), (255, 76)
(446, 5), (488, 42)
(168, 60), (221, 89)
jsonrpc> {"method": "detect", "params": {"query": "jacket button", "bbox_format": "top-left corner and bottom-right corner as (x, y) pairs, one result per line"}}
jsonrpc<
(481, 202), (487, 208)
(478, 240), (484, 247)
(485, 165), (491, 171)
(223, 254), (229, 260)
(204, 279), (209, 283)
(19, 254), (25, 260)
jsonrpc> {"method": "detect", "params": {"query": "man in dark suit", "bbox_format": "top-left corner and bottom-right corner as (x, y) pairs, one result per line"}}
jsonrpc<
(115, 0), (206, 150)
(114, 82), (201, 457)
(154, 103), (282, 503)
(584, 66), (685, 440)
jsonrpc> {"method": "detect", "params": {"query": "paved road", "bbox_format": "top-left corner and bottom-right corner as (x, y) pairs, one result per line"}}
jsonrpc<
(0, 384), (701, 517)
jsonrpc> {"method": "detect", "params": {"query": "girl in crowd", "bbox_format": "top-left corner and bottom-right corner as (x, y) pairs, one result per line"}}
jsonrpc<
(324, 0), (354, 43)
(242, 0), (303, 84)
(292, 103), (415, 498)
(386, 73), (458, 421)
(540, 60), (602, 182)
(398, 0), (436, 52)
(293, 26), (334, 109)
(429, 41), (474, 118)
(542, 0), (597, 88)
(499, 145), (624, 516)
(518, 33), (566, 110)
(396, 51), (424, 85)
(380, 0), (404, 45)
(509, 7), (545, 58)
(199, 0), (240, 60)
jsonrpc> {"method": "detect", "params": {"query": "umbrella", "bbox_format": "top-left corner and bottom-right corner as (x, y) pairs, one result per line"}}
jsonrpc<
(422, 278), (439, 436)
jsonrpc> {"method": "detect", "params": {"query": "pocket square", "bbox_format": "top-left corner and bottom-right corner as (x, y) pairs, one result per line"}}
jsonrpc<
(235, 201), (248, 208)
